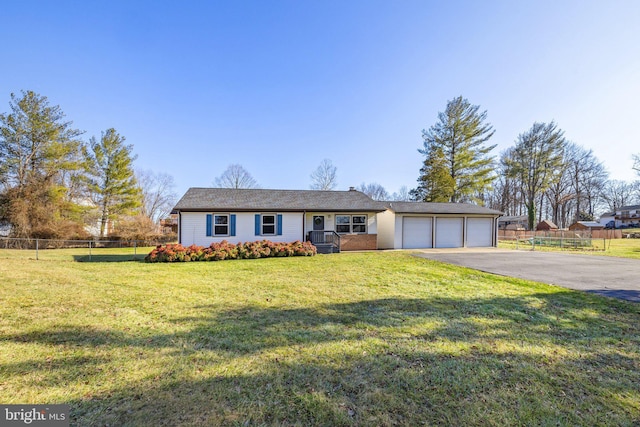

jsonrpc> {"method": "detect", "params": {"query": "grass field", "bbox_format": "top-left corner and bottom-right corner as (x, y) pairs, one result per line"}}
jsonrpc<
(499, 237), (640, 259)
(1, 250), (639, 426)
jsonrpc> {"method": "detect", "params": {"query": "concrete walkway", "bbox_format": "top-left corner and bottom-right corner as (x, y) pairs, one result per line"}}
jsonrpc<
(415, 249), (640, 303)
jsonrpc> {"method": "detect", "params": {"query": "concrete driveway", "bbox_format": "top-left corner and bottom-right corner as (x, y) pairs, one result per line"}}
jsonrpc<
(415, 249), (640, 303)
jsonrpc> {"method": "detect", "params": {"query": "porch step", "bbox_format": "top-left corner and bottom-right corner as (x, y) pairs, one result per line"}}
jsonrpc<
(314, 243), (340, 254)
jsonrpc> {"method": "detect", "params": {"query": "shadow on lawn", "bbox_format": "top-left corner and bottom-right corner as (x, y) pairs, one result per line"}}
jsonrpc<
(588, 289), (640, 303)
(4, 292), (638, 356)
(2, 292), (640, 425)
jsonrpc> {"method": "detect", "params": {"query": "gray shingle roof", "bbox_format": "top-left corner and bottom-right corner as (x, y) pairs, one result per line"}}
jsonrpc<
(618, 205), (640, 211)
(173, 188), (387, 212)
(576, 221), (603, 227)
(384, 201), (502, 215)
(498, 215), (528, 222)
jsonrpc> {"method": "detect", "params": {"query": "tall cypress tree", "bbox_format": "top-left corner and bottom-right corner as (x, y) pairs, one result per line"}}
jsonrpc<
(415, 96), (496, 203)
(84, 128), (140, 237)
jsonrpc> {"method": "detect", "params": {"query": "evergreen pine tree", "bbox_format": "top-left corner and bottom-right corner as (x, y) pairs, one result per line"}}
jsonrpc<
(84, 128), (141, 237)
(415, 96), (496, 203)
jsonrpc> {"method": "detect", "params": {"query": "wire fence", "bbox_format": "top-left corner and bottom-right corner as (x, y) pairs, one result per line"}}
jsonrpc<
(0, 237), (177, 262)
(500, 235), (608, 252)
(498, 229), (623, 240)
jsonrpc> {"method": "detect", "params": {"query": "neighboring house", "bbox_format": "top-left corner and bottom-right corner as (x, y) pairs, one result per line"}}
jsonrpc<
(172, 188), (503, 252)
(598, 212), (615, 227)
(377, 202), (502, 249)
(611, 205), (640, 228)
(568, 221), (604, 232)
(0, 221), (11, 237)
(498, 215), (529, 230)
(536, 220), (558, 231)
(160, 215), (179, 234)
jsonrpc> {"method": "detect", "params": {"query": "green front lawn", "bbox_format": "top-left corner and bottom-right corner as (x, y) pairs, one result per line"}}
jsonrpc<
(1, 251), (639, 425)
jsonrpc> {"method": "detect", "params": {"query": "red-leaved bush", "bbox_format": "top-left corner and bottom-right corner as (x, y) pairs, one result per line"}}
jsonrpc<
(145, 240), (317, 263)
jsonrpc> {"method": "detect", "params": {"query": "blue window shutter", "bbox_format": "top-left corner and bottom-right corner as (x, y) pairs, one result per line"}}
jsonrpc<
(206, 214), (212, 237)
(255, 214), (260, 235)
(277, 214), (283, 235)
(230, 214), (236, 236)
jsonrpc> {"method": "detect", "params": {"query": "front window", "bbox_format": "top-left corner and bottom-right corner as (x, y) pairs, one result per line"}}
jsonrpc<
(335, 215), (367, 234)
(262, 214), (276, 235)
(352, 215), (366, 232)
(214, 214), (229, 235)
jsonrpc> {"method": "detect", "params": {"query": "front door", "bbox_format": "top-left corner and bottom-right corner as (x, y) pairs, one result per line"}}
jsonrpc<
(313, 215), (325, 231)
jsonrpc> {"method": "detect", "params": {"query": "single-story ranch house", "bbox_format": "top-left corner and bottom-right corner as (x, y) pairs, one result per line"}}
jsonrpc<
(172, 188), (502, 252)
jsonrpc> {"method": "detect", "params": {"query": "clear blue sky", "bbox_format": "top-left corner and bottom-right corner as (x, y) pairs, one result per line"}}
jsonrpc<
(2, 1), (639, 198)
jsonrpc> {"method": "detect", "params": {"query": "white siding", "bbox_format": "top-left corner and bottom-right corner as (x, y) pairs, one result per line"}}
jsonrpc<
(367, 213), (378, 234)
(179, 212), (303, 247)
(394, 214), (404, 248)
(305, 212), (336, 233)
(376, 210), (395, 249)
(599, 215), (614, 226)
(304, 212), (378, 235)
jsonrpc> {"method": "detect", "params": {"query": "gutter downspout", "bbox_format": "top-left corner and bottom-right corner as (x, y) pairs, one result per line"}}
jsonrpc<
(178, 211), (182, 244)
(302, 211), (306, 241)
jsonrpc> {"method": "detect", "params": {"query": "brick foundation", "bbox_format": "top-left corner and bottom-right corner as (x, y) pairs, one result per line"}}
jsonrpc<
(340, 234), (377, 251)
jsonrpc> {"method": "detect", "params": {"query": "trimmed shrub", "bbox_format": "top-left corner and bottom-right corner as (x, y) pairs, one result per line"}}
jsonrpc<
(145, 240), (317, 263)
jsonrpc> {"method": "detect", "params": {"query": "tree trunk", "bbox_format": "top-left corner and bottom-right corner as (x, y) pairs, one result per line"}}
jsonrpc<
(100, 200), (109, 238)
(527, 200), (536, 231)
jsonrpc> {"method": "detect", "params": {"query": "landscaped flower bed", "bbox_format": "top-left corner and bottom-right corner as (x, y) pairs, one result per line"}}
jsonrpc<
(145, 240), (316, 262)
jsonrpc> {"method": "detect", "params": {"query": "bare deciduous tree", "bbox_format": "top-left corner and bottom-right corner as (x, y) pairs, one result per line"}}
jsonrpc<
(543, 143), (607, 227)
(357, 182), (389, 201)
(502, 122), (566, 230)
(137, 169), (177, 223)
(390, 186), (411, 201)
(602, 180), (636, 212)
(310, 159), (337, 190)
(571, 147), (608, 221)
(214, 164), (259, 189)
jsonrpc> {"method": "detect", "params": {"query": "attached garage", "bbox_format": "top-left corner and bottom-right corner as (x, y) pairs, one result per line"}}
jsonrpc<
(383, 201), (502, 250)
(467, 217), (494, 247)
(402, 216), (432, 249)
(435, 217), (464, 248)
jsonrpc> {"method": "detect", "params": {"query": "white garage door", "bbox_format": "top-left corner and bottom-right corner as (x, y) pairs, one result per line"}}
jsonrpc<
(402, 217), (432, 249)
(467, 218), (493, 247)
(435, 217), (463, 248)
